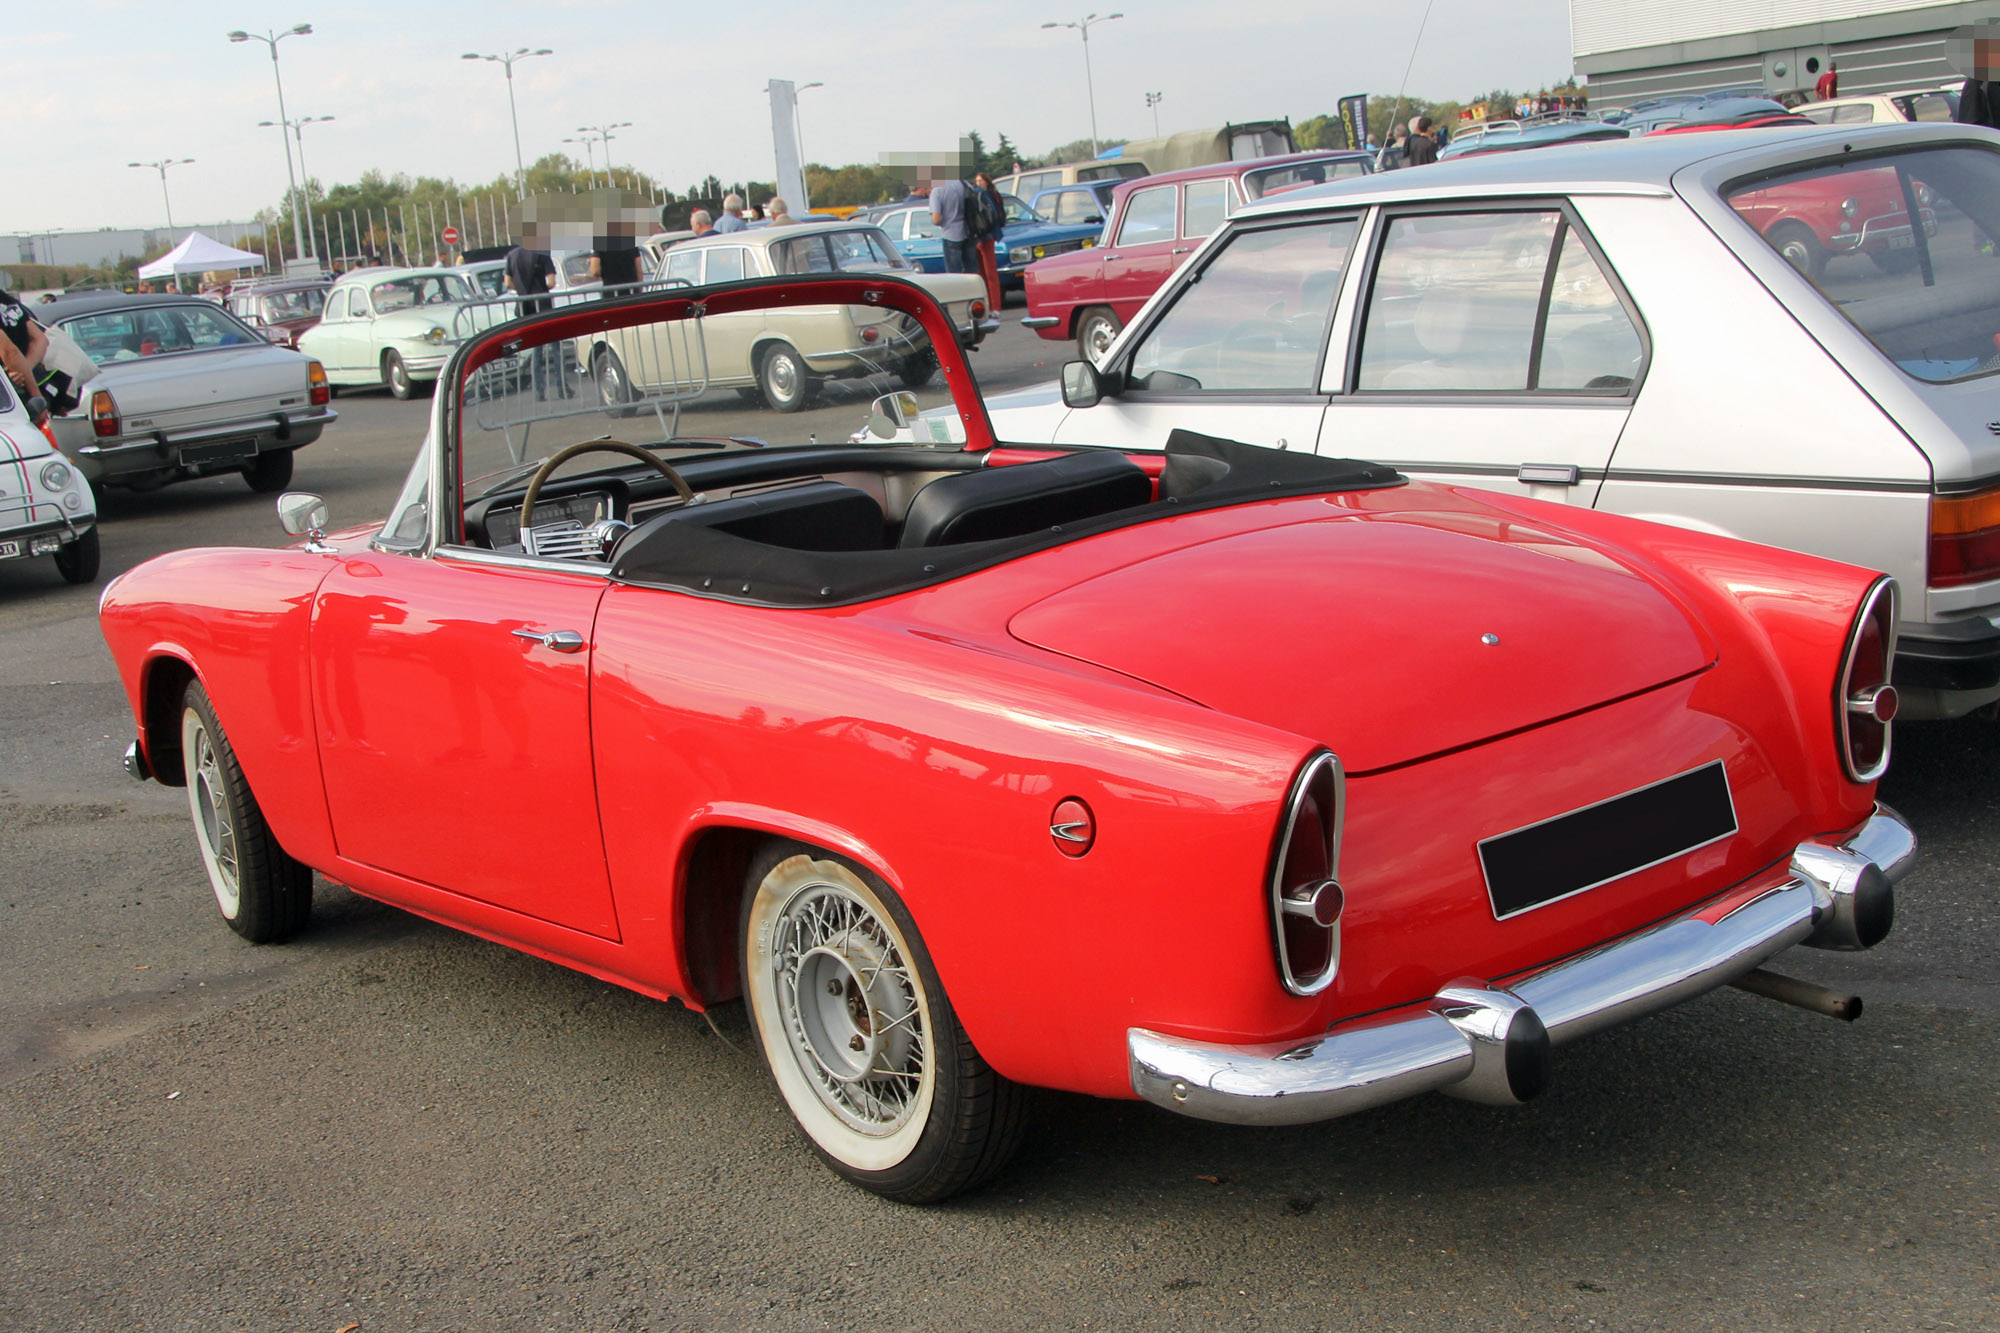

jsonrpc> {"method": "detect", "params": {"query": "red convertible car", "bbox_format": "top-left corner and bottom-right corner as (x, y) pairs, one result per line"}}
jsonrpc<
(101, 276), (1914, 1202)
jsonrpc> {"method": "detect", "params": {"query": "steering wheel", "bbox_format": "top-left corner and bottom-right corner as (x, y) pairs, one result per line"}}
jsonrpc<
(519, 439), (696, 532)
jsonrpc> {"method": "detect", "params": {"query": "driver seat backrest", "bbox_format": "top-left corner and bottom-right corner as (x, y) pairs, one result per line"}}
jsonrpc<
(649, 480), (885, 552)
(897, 451), (1153, 548)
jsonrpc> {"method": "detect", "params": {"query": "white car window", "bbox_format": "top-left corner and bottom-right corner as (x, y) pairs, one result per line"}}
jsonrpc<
(665, 249), (702, 285)
(1536, 229), (1644, 391)
(1909, 94), (1954, 122)
(1052, 192), (1104, 225)
(1832, 103), (1875, 124)
(1128, 219), (1359, 393)
(324, 290), (349, 321)
(705, 247), (747, 283)
(906, 210), (941, 239)
(1116, 186), (1177, 247)
(1357, 211), (1561, 392)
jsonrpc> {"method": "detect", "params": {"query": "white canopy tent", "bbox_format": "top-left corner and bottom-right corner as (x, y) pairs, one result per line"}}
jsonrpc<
(138, 231), (266, 280)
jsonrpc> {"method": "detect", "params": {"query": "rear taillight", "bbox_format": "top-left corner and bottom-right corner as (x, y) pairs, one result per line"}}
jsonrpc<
(90, 390), (119, 438)
(1928, 484), (2000, 588)
(1837, 578), (1899, 783)
(308, 360), (330, 406)
(1269, 751), (1344, 996)
(970, 299), (987, 322)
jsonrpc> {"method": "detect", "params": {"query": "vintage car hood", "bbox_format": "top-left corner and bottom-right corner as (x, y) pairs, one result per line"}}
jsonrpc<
(1007, 509), (1718, 772)
(92, 345), (310, 422)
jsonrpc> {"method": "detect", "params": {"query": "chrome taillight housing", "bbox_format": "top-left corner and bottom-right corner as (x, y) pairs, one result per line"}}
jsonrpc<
(1269, 750), (1345, 996)
(1837, 578), (1899, 782)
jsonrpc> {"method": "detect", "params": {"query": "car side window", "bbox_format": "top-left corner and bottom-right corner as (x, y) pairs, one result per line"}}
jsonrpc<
(906, 210), (941, 239)
(705, 247), (747, 283)
(1183, 180), (1233, 240)
(666, 249), (702, 285)
(1357, 210), (1640, 395)
(1054, 192), (1104, 225)
(1116, 186), (1177, 247)
(1909, 94), (1953, 122)
(1127, 219), (1359, 393)
(1832, 103), (1874, 124)
(324, 290), (348, 321)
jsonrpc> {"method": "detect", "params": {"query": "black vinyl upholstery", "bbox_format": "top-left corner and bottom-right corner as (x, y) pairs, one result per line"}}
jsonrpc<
(625, 481), (885, 558)
(898, 451), (1153, 548)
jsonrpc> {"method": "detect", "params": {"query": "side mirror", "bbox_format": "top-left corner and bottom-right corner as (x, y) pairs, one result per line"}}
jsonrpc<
(866, 390), (922, 440)
(1061, 359), (1106, 409)
(276, 491), (330, 538)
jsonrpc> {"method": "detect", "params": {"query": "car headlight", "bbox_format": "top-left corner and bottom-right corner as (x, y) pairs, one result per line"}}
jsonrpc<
(40, 460), (72, 490)
(1032, 245), (1048, 260)
(420, 326), (448, 345)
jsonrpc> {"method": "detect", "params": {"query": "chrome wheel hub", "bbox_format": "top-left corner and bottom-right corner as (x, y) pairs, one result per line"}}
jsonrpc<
(189, 723), (240, 911)
(769, 355), (798, 399)
(773, 883), (925, 1135)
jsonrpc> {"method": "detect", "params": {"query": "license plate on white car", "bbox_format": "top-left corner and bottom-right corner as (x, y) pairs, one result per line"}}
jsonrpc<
(1889, 233), (1915, 250)
(179, 439), (256, 467)
(0, 540), (20, 560)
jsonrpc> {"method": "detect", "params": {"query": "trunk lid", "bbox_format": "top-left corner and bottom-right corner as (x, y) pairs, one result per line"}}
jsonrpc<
(1008, 509), (1716, 772)
(94, 346), (312, 433)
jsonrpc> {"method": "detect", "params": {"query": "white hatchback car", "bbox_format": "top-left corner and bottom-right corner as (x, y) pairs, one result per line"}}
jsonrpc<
(974, 123), (2000, 719)
(0, 385), (98, 584)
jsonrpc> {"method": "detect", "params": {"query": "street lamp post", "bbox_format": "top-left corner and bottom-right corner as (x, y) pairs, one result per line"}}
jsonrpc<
(259, 116), (334, 262)
(1041, 12), (1122, 158)
(1145, 90), (1162, 137)
(128, 158), (195, 230)
(793, 82), (823, 211)
(462, 48), (552, 199)
(577, 122), (632, 189)
(562, 136), (598, 187)
(228, 23), (316, 262)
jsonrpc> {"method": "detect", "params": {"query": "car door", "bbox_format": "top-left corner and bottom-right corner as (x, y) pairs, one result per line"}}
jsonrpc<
(1315, 204), (1645, 505)
(340, 286), (378, 377)
(1051, 215), (1360, 452)
(311, 530), (620, 939)
(1102, 183), (1183, 321)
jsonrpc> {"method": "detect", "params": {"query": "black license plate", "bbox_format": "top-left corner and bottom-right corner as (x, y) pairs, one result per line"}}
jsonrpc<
(179, 439), (256, 467)
(1478, 761), (1738, 920)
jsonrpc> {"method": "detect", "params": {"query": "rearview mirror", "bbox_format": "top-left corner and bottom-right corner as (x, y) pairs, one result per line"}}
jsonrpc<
(276, 491), (330, 537)
(1061, 359), (1105, 409)
(866, 390), (922, 440)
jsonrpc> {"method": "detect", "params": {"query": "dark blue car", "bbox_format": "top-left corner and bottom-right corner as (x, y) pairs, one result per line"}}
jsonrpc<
(860, 195), (1103, 288)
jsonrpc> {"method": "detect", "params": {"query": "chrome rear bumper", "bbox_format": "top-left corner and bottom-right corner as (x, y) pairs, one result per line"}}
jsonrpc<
(1129, 806), (1915, 1127)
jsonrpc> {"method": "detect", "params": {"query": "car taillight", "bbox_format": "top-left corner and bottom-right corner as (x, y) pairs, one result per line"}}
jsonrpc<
(1269, 750), (1344, 996)
(1928, 484), (2000, 588)
(970, 299), (987, 322)
(90, 390), (119, 438)
(308, 360), (330, 406)
(1837, 578), (1899, 783)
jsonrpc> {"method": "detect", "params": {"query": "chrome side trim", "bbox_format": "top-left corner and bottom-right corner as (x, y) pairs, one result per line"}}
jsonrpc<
(1130, 806), (1914, 1127)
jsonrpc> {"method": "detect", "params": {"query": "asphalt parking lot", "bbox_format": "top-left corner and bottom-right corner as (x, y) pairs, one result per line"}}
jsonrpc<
(2, 321), (1996, 1332)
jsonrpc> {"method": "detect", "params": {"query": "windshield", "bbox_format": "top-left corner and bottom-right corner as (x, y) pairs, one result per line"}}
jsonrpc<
(771, 229), (910, 275)
(60, 303), (264, 360)
(259, 288), (326, 321)
(370, 273), (474, 313)
(1727, 145), (2000, 382)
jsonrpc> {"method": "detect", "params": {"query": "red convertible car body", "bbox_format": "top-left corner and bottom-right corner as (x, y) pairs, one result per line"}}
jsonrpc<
(102, 275), (1913, 1201)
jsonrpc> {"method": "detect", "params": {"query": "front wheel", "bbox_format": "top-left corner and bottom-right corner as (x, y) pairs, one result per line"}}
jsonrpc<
(898, 347), (939, 389)
(383, 349), (425, 400)
(758, 343), (818, 414)
(181, 681), (313, 943)
(53, 527), (100, 584)
(594, 347), (641, 420)
(1075, 306), (1122, 367)
(1768, 222), (1828, 282)
(741, 844), (1026, 1202)
(242, 448), (294, 493)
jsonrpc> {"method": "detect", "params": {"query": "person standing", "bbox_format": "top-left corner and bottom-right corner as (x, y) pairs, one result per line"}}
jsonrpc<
(714, 193), (748, 233)
(1376, 123), (1410, 171)
(766, 198), (797, 226)
(689, 209), (716, 238)
(503, 222), (570, 400)
(971, 171), (1004, 310)
(1816, 59), (1839, 100)
(1403, 116), (1439, 166)
(928, 176), (979, 275)
(588, 217), (644, 291)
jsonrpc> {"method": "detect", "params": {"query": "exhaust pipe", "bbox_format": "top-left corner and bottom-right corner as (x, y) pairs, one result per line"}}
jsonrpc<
(1729, 967), (1863, 1022)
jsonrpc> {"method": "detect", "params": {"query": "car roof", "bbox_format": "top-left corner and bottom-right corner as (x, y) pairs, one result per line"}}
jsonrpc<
(332, 266), (474, 285)
(38, 292), (229, 320)
(1237, 122), (1992, 215)
(673, 219), (864, 248)
(1109, 149), (1374, 200)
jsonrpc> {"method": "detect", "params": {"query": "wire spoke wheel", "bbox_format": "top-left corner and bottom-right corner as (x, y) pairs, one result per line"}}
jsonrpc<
(741, 846), (1026, 1202)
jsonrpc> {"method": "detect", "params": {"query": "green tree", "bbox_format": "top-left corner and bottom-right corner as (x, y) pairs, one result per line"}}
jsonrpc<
(964, 129), (988, 178)
(993, 133), (1021, 173)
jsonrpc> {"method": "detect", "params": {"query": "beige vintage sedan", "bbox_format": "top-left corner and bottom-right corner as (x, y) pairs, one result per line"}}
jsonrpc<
(579, 222), (995, 412)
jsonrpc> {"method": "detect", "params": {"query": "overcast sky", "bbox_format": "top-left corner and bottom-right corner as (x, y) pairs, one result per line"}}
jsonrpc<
(18, 0), (1577, 234)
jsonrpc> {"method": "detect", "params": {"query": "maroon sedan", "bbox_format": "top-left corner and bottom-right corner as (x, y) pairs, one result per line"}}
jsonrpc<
(224, 276), (331, 349)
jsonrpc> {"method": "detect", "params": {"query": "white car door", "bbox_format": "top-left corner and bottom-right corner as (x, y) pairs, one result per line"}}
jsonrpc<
(1314, 204), (1644, 504)
(1049, 214), (1362, 453)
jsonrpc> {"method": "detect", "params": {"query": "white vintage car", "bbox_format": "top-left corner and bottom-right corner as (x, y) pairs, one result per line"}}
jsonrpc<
(299, 266), (503, 399)
(580, 222), (995, 413)
(0, 383), (98, 583)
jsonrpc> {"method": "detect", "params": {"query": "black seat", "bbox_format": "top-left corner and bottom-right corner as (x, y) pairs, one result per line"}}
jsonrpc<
(623, 480), (885, 559)
(898, 451), (1152, 548)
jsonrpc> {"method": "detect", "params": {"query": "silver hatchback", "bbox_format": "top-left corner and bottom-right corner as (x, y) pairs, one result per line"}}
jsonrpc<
(983, 123), (2000, 720)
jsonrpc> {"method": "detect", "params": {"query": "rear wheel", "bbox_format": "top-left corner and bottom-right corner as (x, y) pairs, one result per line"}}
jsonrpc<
(758, 343), (819, 413)
(899, 347), (939, 389)
(53, 527), (100, 584)
(1768, 222), (1828, 282)
(740, 843), (1026, 1202)
(1075, 306), (1122, 367)
(242, 448), (294, 493)
(181, 681), (313, 943)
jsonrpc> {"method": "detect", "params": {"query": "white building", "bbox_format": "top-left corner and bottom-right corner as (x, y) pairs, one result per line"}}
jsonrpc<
(1572, 0), (2000, 107)
(4, 222), (272, 272)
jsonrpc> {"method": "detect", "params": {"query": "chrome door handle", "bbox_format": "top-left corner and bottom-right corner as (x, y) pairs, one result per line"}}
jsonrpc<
(511, 628), (587, 653)
(1516, 463), (1581, 486)
(1172, 246), (1192, 254)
